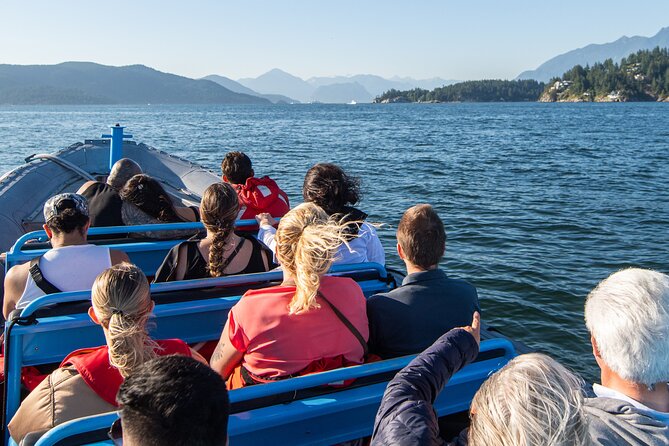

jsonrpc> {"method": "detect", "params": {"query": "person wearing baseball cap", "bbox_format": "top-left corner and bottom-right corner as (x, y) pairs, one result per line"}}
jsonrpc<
(3, 193), (129, 318)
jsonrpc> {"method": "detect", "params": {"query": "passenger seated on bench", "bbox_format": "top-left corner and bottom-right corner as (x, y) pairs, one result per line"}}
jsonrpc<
(76, 158), (142, 228)
(372, 313), (590, 446)
(257, 162), (385, 265)
(3, 193), (129, 318)
(153, 182), (273, 282)
(211, 203), (368, 389)
(583, 268), (669, 445)
(120, 174), (200, 239)
(221, 150), (290, 219)
(367, 204), (479, 358)
(8, 263), (204, 443)
(115, 355), (229, 446)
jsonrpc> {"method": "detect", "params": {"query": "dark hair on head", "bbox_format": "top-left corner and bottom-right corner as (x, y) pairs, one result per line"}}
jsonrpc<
(396, 204), (446, 269)
(120, 174), (181, 222)
(117, 355), (229, 446)
(200, 182), (240, 277)
(46, 208), (89, 235)
(221, 151), (253, 184)
(302, 163), (361, 215)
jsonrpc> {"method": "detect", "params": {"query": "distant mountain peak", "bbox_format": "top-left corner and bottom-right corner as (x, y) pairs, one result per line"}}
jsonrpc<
(517, 25), (669, 82)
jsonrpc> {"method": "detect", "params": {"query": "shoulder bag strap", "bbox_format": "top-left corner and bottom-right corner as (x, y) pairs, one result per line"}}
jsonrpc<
(215, 237), (246, 274)
(28, 257), (63, 295)
(317, 291), (368, 356)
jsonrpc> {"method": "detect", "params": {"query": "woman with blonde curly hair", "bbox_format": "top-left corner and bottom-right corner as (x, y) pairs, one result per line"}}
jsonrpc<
(154, 182), (273, 282)
(211, 202), (369, 388)
(8, 263), (202, 443)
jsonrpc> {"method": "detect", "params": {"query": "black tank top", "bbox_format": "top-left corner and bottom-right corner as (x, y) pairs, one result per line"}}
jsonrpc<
(153, 234), (274, 282)
(80, 182), (124, 227)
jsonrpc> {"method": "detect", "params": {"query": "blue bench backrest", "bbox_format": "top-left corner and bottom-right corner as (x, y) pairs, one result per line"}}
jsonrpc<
(24, 339), (515, 446)
(5, 220), (262, 276)
(3, 263), (392, 432)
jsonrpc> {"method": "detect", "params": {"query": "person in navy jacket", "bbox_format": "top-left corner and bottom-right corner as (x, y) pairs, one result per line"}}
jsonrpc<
(367, 204), (479, 358)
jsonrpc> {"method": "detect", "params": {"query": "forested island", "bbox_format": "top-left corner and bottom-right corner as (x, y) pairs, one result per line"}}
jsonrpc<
(374, 80), (545, 103)
(375, 48), (669, 103)
(540, 47), (669, 102)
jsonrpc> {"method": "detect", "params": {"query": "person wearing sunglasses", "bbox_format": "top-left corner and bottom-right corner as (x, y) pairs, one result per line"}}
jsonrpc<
(8, 263), (203, 443)
(110, 355), (230, 446)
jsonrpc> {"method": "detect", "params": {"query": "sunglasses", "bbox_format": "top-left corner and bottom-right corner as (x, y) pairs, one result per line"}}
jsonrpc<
(107, 417), (123, 445)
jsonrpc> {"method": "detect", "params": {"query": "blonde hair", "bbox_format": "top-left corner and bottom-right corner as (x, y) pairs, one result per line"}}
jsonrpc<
(275, 202), (351, 314)
(91, 263), (157, 378)
(469, 353), (589, 446)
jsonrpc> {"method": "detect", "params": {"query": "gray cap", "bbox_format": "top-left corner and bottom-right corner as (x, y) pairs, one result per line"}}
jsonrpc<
(43, 193), (89, 222)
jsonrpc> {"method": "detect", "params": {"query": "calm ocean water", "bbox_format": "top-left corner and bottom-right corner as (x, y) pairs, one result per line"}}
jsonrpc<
(1, 103), (668, 381)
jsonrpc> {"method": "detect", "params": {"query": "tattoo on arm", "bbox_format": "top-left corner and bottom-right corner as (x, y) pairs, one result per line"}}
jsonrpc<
(211, 341), (225, 363)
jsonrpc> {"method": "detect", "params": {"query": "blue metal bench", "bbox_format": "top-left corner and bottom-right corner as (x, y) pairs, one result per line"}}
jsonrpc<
(5, 220), (263, 276)
(2, 262), (392, 436)
(24, 339), (515, 446)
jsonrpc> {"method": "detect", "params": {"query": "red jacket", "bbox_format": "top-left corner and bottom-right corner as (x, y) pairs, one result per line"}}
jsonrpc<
(233, 176), (290, 220)
(60, 339), (192, 406)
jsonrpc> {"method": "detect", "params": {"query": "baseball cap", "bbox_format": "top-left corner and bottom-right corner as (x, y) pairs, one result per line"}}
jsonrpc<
(43, 193), (89, 223)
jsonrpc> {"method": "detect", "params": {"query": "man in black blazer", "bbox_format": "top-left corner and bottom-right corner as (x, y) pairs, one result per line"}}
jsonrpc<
(367, 204), (480, 359)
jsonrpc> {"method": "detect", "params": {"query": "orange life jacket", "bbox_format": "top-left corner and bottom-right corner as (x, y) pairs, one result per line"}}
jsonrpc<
(60, 339), (192, 406)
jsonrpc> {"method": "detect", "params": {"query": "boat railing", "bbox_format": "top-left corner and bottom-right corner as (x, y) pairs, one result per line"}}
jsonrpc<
(4, 219), (266, 274)
(21, 339), (516, 446)
(2, 262), (392, 430)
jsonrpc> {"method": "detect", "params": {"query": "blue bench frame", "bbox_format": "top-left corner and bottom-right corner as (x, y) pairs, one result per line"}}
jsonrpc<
(26, 339), (515, 446)
(5, 220), (264, 276)
(3, 262), (391, 437)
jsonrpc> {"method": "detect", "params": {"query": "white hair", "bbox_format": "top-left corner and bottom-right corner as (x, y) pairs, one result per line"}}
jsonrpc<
(585, 268), (669, 386)
(469, 353), (588, 446)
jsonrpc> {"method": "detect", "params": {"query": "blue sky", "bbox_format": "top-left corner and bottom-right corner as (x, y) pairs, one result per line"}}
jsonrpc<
(2, 1), (668, 80)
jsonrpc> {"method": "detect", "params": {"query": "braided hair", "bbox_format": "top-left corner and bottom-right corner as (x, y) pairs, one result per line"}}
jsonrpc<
(200, 182), (240, 277)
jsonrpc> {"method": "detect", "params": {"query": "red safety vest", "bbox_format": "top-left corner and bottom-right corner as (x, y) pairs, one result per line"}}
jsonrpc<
(60, 339), (192, 406)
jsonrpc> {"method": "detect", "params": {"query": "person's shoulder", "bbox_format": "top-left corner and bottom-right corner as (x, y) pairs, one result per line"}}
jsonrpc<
(76, 180), (101, 195)
(368, 288), (401, 306)
(6, 261), (30, 282)
(442, 276), (478, 294)
(322, 275), (360, 291)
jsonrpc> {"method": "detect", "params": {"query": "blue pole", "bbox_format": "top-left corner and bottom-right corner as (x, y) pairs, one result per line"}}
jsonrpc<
(101, 124), (133, 171)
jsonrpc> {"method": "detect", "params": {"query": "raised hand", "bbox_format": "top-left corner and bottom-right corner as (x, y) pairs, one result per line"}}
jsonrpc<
(459, 311), (480, 347)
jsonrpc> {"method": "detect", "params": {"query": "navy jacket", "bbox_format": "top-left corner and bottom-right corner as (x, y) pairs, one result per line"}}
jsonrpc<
(371, 329), (479, 446)
(368, 269), (479, 358)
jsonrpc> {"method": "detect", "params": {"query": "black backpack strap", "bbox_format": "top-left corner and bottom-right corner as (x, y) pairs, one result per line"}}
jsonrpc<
(317, 291), (369, 356)
(28, 257), (63, 295)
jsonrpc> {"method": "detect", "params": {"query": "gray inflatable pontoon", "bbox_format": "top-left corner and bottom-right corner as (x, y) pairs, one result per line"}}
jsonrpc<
(0, 138), (220, 253)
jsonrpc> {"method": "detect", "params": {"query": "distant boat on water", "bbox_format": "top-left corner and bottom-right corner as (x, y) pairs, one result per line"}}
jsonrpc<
(348, 100), (357, 105)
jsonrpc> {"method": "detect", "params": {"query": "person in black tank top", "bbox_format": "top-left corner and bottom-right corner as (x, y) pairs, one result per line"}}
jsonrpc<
(80, 182), (124, 227)
(153, 183), (274, 282)
(76, 158), (143, 235)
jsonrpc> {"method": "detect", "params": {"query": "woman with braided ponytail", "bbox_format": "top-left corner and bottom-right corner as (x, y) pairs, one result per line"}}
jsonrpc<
(153, 182), (273, 282)
(8, 263), (202, 443)
(211, 202), (369, 389)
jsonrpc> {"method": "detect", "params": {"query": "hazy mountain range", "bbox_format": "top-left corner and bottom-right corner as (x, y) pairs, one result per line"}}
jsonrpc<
(228, 69), (457, 103)
(0, 62), (269, 105)
(517, 26), (669, 82)
(1, 26), (667, 105)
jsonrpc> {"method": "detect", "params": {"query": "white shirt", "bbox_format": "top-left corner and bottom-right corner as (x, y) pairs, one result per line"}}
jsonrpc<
(258, 221), (385, 266)
(593, 383), (669, 424)
(18, 244), (112, 309)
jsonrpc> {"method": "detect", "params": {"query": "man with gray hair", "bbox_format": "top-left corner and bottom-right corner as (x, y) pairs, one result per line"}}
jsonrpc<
(77, 158), (142, 228)
(584, 268), (669, 445)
